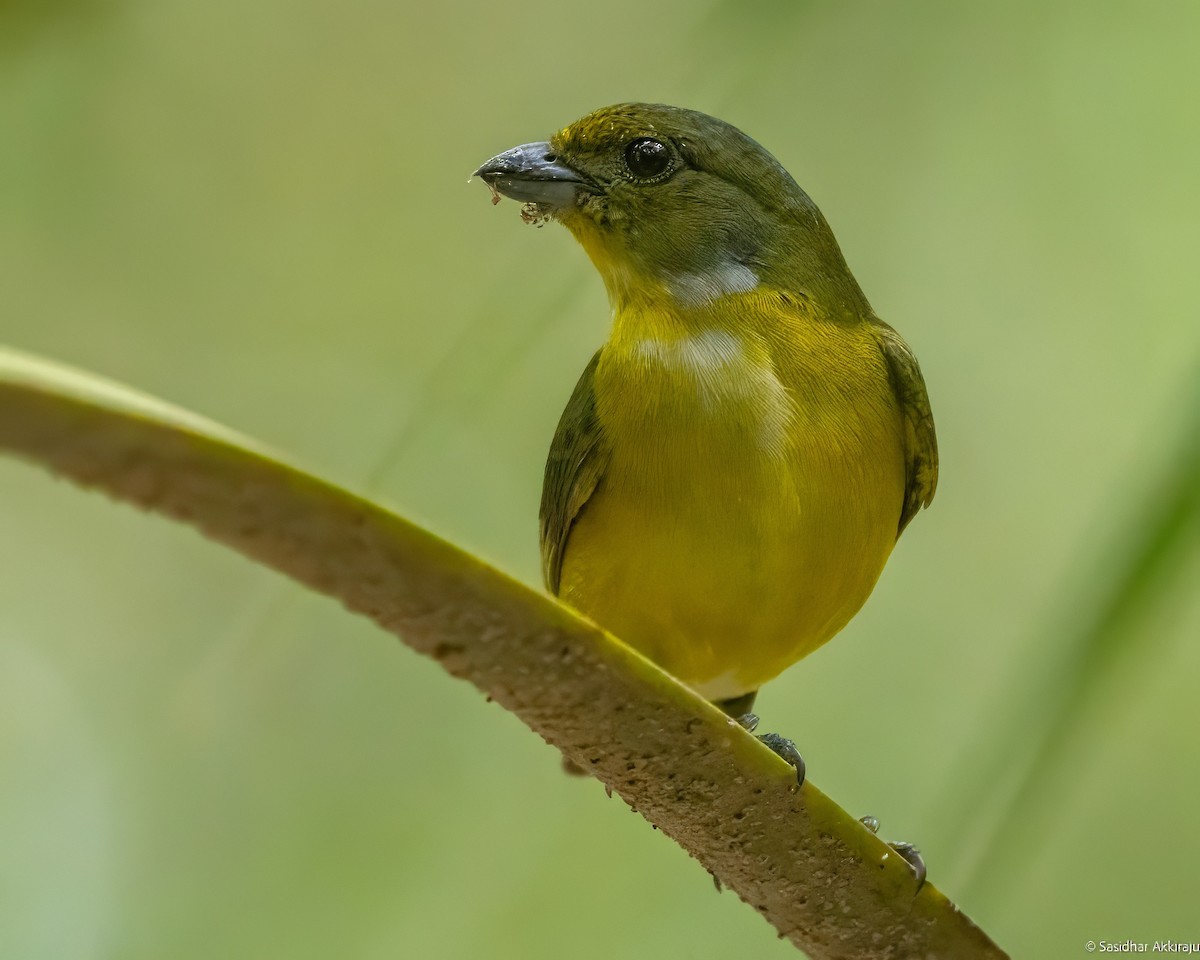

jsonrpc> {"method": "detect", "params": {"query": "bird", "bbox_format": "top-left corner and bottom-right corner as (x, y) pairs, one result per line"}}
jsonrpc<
(475, 103), (937, 785)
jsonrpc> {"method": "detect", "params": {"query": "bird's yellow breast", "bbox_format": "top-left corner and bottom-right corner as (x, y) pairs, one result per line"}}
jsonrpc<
(557, 290), (907, 700)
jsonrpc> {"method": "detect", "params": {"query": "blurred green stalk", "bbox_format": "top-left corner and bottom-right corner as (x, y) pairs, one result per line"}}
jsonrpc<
(946, 358), (1200, 905)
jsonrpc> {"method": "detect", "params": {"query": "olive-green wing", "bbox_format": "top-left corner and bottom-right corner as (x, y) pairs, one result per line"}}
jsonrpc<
(870, 319), (939, 535)
(539, 350), (611, 594)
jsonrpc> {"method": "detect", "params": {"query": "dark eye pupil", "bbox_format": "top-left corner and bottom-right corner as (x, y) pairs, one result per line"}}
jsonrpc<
(625, 137), (670, 179)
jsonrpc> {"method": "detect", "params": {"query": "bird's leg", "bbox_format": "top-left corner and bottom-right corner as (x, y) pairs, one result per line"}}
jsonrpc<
(860, 815), (926, 891)
(715, 693), (805, 787)
(714, 691), (758, 717)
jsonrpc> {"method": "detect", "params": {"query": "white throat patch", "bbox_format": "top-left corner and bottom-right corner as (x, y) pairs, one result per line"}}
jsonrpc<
(665, 261), (759, 306)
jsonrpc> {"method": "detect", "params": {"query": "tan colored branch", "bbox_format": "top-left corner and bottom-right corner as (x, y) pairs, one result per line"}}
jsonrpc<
(0, 347), (1005, 959)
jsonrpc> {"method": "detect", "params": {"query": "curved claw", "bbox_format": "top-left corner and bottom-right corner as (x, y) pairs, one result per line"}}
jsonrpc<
(736, 713), (805, 786)
(860, 815), (926, 891)
(757, 732), (806, 787)
(889, 841), (927, 892)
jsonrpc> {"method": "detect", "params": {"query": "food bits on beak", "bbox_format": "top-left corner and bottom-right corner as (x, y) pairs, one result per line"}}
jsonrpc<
(520, 203), (551, 227)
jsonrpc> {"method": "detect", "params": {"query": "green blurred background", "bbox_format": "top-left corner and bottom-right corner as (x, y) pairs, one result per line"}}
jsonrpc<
(3, 1), (1199, 957)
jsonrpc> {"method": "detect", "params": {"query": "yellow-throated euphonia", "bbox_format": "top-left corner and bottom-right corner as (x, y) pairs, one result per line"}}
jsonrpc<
(476, 103), (937, 736)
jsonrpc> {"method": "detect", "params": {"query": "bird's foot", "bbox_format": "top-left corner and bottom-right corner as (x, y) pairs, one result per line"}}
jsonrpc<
(860, 815), (926, 891)
(738, 712), (806, 787)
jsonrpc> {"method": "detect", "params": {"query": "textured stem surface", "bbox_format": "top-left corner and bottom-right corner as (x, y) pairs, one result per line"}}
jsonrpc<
(0, 347), (1006, 959)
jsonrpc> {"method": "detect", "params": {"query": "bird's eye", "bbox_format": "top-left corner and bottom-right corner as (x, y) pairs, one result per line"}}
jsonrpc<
(623, 137), (672, 181)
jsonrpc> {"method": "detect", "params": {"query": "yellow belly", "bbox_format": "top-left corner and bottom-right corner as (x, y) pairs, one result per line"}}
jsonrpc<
(557, 300), (906, 700)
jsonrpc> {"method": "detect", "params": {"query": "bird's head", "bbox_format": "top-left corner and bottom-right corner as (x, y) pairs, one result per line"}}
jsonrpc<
(476, 103), (866, 315)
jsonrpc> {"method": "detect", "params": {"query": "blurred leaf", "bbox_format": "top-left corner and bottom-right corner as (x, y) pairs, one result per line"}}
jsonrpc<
(944, 361), (1200, 902)
(0, 0), (109, 53)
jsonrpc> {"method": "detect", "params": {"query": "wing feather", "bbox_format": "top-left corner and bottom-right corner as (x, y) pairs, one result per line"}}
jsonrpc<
(870, 319), (939, 535)
(539, 350), (611, 593)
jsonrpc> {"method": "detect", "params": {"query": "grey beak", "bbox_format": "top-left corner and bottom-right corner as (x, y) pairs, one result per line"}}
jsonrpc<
(474, 141), (598, 210)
